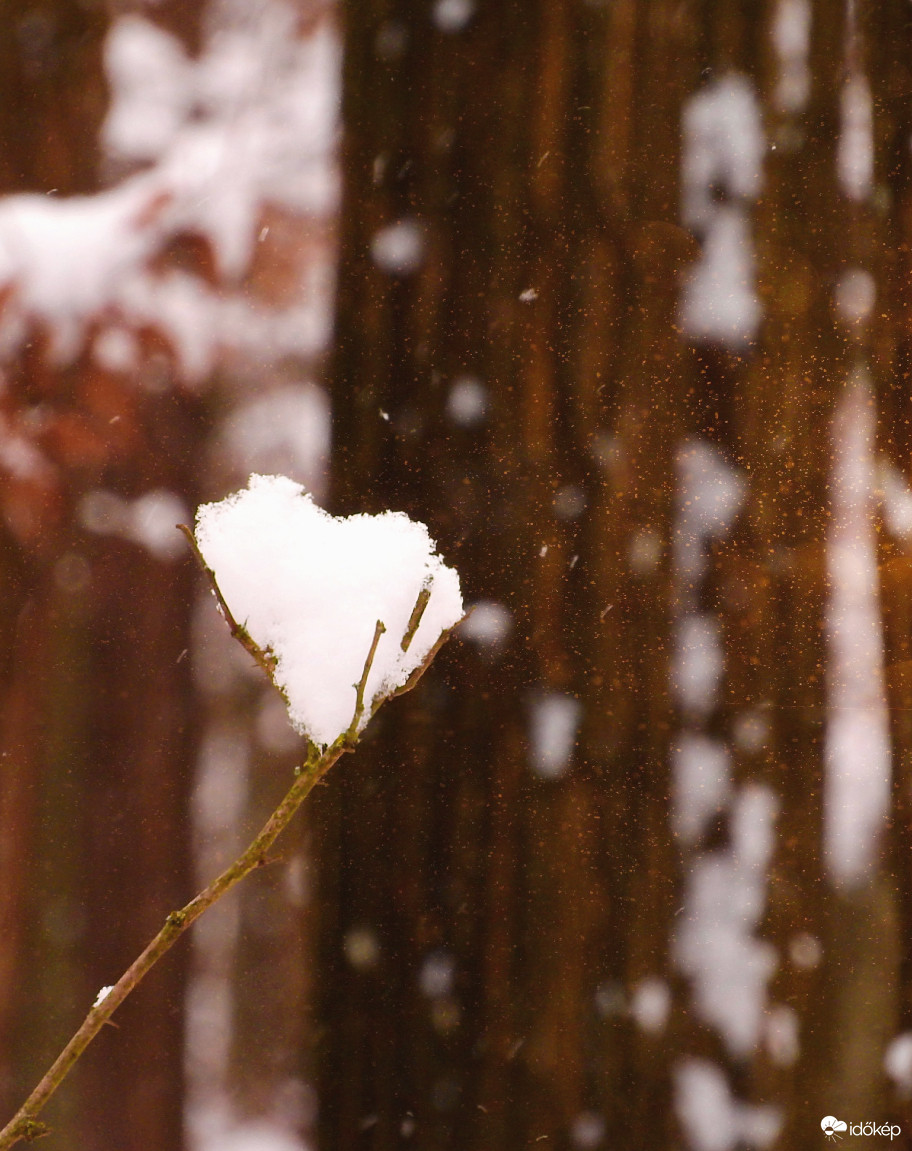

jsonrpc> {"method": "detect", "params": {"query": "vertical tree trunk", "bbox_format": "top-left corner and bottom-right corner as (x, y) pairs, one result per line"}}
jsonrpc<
(324, 0), (912, 1147)
(323, 1), (698, 1147)
(0, 5), (205, 1149)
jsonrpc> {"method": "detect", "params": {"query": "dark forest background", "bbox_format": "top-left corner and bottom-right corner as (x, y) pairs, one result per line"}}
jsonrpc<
(3, 1), (912, 1149)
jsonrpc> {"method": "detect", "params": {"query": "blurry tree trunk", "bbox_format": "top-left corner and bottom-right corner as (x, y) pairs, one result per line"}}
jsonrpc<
(322, 1), (912, 1149)
(872, 1), (912, 1140)
(0, 1), (340, 1148)
(0, 366), (202, 1151)
(0, 357), (203, 1151)
(323, 1), (697, 1147)
(0, 4), (205, 1150)
(704, 1), (895, 1137)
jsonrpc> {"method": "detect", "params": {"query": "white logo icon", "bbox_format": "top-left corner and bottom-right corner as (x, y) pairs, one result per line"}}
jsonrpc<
(821, 1116), (847, 1141)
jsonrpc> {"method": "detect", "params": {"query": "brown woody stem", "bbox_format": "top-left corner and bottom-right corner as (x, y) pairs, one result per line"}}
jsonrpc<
(176, 523), (277, 680)
(0, 742), (336, 1150)
(0, 529), (461, 1149)
(400, 584), (431, 652)
(346, 619), (386, 741)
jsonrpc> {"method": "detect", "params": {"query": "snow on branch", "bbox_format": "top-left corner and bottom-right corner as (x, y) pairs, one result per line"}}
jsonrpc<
(193, 475), (464, 747)
(0, 484), (463, 1150)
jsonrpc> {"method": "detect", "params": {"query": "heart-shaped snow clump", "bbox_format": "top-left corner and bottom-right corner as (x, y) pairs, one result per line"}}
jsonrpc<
(194, 474), (463, 747)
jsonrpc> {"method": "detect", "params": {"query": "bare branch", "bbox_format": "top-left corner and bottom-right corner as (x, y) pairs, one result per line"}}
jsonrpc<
(0, 740), (342, 1151)
(346, 619), (386, 741)
(384, 612), (465, 708)
(400, 583), (431, 652)
(176, 523), (277, 680)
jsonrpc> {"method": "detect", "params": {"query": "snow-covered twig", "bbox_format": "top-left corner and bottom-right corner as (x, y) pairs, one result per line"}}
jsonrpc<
(0, 534), (458, 1150)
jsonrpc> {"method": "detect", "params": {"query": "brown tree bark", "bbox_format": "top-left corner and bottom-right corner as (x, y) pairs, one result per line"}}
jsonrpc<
(322, 0), (912, 1148)
(322, 1), (698, 1147)
(0, 5), (204, 1150)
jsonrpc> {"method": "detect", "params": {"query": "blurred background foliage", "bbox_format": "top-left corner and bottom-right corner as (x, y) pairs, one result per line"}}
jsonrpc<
(3, 2), (912, 1150)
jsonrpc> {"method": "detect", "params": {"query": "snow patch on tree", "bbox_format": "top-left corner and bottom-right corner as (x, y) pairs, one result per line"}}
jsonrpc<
(675, 1058), (781, 1151)
(674, 783), (778, 1058)
(680, 75), (763, 348)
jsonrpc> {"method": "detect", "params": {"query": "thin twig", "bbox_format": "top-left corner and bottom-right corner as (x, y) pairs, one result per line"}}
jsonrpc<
(385, 614), (464, 707)
(346, 619), (386, 742)
(400, 584), (431, 652)
(0, 742), (338, 1150)
(176, 524), (277, 680)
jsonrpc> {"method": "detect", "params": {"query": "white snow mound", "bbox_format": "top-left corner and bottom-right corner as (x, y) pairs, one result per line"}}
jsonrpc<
(194, 474), (463, 746)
